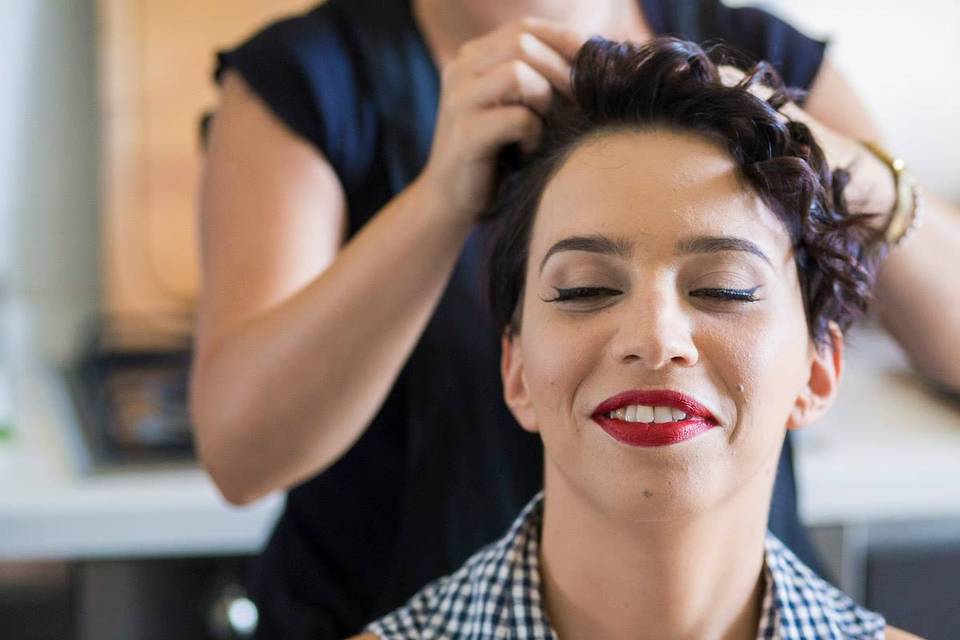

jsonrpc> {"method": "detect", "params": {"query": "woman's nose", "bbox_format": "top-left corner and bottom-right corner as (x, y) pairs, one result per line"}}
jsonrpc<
(610, 288), (699, 370)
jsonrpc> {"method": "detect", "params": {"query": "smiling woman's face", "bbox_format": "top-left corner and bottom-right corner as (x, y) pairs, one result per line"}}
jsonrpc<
(501, 128), (841, 520)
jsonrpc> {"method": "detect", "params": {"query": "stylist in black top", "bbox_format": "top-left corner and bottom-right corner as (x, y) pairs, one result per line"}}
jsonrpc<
(189, 1), (960, 638)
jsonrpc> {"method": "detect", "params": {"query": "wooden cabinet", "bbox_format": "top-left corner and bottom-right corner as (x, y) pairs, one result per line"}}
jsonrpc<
(97, 0), (314, 341)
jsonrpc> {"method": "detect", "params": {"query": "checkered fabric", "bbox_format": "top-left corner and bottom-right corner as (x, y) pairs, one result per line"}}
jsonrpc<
(365, 492), (886, 639)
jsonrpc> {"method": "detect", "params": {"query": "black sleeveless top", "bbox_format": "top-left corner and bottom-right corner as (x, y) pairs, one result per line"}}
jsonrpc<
(213, 2), (827, 637)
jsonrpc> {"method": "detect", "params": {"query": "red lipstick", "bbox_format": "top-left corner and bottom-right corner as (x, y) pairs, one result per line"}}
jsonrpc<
(592, 389), (718, 447)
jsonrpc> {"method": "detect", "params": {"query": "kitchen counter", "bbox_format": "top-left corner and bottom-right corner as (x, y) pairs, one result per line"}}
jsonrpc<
(0, 295), (282, 561)
(0, 356), (282, 560)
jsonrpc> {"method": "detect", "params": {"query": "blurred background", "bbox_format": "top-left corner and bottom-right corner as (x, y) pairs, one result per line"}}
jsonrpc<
(0, 0), (957, 638)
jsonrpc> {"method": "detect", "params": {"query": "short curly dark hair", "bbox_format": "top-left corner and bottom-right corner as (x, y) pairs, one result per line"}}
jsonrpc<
(483, 36), (881, 350)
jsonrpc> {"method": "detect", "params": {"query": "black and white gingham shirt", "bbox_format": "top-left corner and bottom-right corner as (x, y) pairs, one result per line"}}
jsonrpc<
(365, 492), (885, 639)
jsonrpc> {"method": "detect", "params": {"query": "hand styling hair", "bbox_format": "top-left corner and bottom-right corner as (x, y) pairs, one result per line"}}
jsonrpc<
(483, 36), (880, 349)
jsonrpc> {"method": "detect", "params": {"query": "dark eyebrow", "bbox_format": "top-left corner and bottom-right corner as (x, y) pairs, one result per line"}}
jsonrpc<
(538, 234), (633, 274)
(675, 235), (773, 267)
(538, 232), (773, 274)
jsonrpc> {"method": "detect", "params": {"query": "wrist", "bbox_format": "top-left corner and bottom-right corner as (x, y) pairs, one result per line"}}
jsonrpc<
(408, 170), (479, 237)
(858, 140), (923, 252)
(856, 149), (898, 229)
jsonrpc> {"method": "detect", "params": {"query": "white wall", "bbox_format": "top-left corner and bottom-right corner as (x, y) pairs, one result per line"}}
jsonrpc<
(0, 0), (101, 364)
(734, 0), (960, 201)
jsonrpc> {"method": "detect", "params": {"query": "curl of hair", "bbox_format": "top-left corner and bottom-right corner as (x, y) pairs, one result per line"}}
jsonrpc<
(483, 36), (881, 350)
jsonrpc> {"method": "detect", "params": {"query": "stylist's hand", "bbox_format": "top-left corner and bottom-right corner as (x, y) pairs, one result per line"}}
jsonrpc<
(419, 18), (587, 224)
(720, 65), (896, 228)
(778, 102), (896, 227)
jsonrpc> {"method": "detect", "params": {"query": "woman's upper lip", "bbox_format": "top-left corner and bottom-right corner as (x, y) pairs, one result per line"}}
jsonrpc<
(592, 389), (718, 422)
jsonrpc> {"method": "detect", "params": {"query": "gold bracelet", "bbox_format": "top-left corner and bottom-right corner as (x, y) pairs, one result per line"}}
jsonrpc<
(860, 140), (923, 251)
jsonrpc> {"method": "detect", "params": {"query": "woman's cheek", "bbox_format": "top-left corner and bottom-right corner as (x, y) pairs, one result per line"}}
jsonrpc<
(735, 309), (809, 430)
(525, 316), (599, 423)
(531, 326), (586, 393)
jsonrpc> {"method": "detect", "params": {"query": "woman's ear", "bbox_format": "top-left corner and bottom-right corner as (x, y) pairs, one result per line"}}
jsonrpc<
(500, 331), (540, 433)
(787, 321), (845, 430)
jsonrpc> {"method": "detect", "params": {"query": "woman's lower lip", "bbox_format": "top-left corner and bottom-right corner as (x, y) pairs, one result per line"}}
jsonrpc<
(592, 415), (716, 447)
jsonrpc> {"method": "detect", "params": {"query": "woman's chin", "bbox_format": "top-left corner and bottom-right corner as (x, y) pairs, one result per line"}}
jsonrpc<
(551, 460), (736, 525)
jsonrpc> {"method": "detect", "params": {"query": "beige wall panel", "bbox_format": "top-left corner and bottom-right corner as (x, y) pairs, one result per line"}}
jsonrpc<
(98, 0), (315, 337)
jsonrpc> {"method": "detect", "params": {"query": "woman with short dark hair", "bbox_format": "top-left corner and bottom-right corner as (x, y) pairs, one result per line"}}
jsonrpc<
(356, 37), (918, 639)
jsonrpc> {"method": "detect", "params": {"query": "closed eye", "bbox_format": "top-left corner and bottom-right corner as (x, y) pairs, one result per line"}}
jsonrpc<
(689, 286), (760, 302)
(540, 286), (760, 305)
(541, 286), (622, 303)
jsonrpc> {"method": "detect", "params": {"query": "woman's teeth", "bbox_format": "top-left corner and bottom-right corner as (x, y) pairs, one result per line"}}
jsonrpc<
(606, 405), (688, 423)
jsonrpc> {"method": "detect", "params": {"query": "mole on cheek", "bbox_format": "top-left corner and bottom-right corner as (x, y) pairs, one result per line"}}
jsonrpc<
(736, 383), (746, 394)
(643, 489), (653, 498)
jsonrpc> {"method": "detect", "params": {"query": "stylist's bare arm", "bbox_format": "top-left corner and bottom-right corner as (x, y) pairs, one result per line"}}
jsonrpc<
(189, 19), (586, 505)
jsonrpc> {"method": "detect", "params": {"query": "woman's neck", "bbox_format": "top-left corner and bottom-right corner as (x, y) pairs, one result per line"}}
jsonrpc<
(540, 464), (772, 640)
(412, 0), (653, 68)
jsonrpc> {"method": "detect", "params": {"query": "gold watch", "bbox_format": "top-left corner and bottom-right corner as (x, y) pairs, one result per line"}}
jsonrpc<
(860, 140), (923, 251)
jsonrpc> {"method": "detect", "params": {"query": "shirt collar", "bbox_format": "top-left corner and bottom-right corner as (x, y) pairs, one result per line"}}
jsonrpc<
(503, 491), (884, 639)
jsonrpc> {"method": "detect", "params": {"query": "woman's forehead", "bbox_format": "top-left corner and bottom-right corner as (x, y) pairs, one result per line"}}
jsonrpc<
(531, 129), (791, 261)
